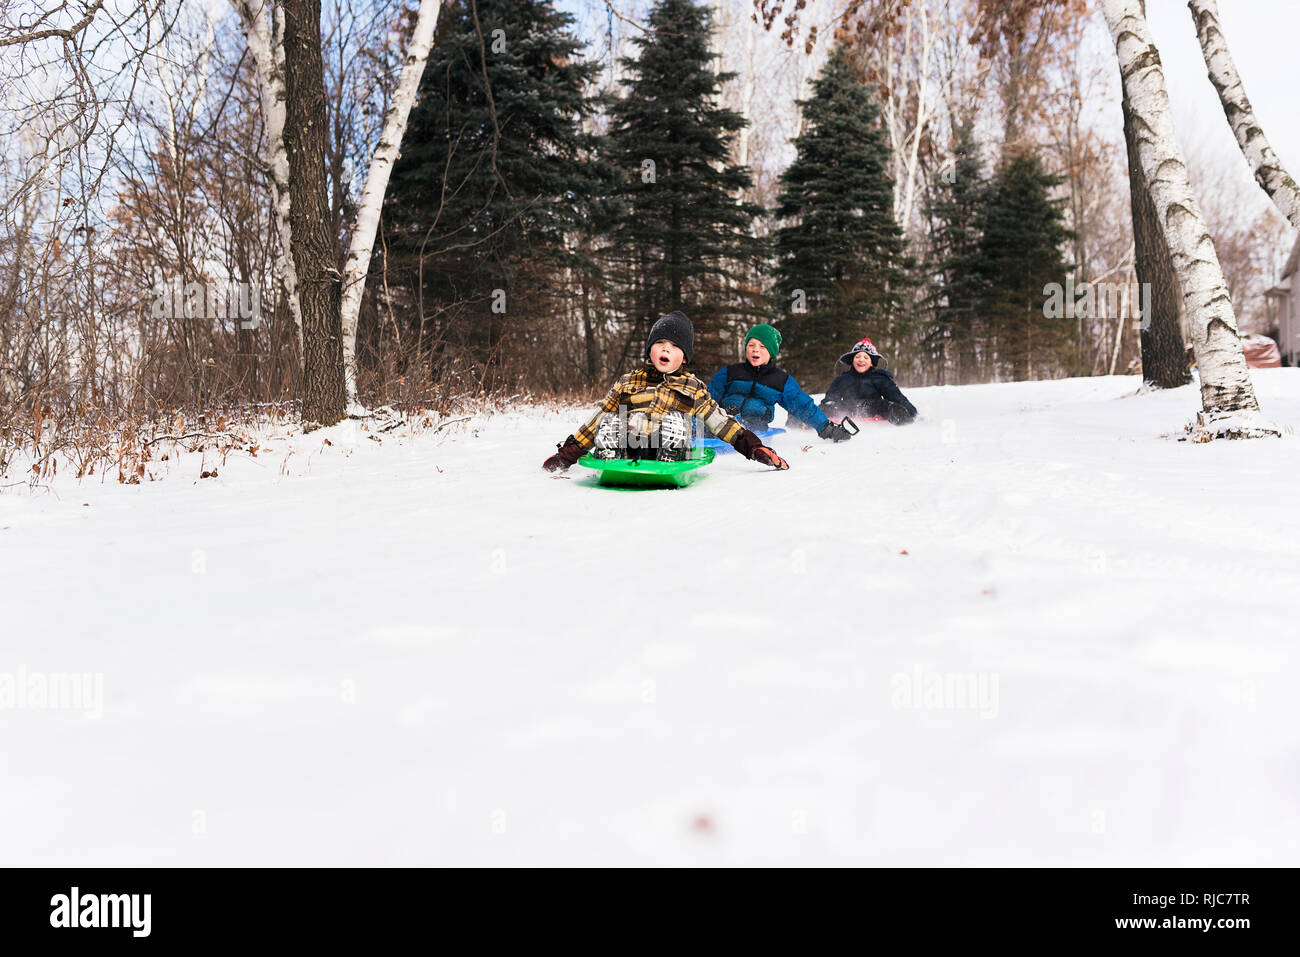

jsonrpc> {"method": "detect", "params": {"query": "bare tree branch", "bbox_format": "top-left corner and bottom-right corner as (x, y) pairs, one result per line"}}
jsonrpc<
(0, 0), (105, 48)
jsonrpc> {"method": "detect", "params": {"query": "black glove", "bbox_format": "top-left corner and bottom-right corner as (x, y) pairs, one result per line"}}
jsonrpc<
(543, 435), (584, 472)
(884, 403), (916, 425)
(818, 421), (852, 442)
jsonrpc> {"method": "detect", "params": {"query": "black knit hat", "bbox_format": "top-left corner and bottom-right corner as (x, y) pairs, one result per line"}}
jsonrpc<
(645, 311), (694, 364)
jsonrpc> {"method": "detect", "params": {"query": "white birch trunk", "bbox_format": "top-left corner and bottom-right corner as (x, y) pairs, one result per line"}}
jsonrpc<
(1108, 274), (1128, 376)
(232, 0), (303, 357)
(1188, 0), (1300, 229)
(1100, 0), (1275, 436)
(338, 0), (441, 410)
(896, 0), (934, 240)
(882, 21), (902, 224)
(789, 0), (825, 143)
(736, 11), (756, 169)
(868, 1), (942, 241)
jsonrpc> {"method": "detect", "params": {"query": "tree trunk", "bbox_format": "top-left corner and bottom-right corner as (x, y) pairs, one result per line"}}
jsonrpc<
(581, 277), (597, 386)
(1099, 0), (1273, 435)
(282, 0), (347, 429)
(1025, 298), (1032, 381)
(1188, 0), (1300, 229)
(1108, 280), (1126, 376)
(338, 0), (442, 409)
(232, 0), (303, 357)
(735, 11), (756, 170)
(1121, 70), (1189, 389)
(896, 1), (933, 239)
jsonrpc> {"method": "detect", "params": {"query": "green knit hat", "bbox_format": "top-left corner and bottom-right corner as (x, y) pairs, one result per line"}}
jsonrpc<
(744, 323), (782, 360)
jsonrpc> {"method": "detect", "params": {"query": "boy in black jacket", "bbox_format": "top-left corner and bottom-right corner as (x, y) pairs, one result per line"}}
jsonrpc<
(822, 337), (918, 425)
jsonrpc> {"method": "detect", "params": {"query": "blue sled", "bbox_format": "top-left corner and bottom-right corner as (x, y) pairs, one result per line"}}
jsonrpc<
(693, 427), (786, 454)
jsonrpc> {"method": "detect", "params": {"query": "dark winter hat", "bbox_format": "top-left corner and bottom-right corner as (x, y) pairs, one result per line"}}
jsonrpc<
(744, 323), (782, 360)
(839, 336), (883, 367)
(646, 311), (694, 364)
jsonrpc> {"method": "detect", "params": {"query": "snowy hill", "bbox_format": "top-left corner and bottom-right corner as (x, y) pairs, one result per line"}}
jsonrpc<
(4, 370), (1300, 865)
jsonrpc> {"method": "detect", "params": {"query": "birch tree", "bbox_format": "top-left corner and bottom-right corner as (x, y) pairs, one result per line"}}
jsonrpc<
(1099, 0), (1274, 437)
(232, 1), (303, 355)
(234, 0), (440, 412)
(337, 0), (441, 411)
(894, 1), (933, 238)
(840, 1), (945, 243)
(1120, 62), (1187, 389)
(1187, 0), (1300, 230)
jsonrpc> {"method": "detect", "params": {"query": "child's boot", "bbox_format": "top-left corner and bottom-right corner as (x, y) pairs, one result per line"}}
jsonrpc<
(593, 413), (622, 459)
(656, 412), (691, 462)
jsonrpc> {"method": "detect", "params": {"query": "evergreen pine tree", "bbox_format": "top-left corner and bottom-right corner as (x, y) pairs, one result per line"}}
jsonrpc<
(922, 123), (986, 385)
(602, 0), (764, 373)
(975, 150), (1073, 381)
(383, 0), (603, 386)
(773, 48), (912, 384)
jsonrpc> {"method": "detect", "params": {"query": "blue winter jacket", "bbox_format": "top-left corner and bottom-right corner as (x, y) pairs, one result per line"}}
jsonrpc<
(707, 362), (830, 432)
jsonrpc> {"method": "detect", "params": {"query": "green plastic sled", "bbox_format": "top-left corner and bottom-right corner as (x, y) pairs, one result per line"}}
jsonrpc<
(577, 447), (716, 489)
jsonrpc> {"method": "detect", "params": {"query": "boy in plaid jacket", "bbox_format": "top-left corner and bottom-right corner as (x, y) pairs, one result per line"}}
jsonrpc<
(542, 311), (789, 472)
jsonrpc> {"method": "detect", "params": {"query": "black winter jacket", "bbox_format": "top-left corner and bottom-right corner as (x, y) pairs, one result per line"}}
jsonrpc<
(822, 367), (918, 424)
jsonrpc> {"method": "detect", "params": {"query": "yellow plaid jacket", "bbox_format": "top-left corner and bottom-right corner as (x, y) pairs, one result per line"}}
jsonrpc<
(574, 363), (746, 450)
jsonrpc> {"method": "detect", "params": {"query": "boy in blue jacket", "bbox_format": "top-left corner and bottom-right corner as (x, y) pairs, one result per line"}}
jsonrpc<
(707, 324), (853, 441)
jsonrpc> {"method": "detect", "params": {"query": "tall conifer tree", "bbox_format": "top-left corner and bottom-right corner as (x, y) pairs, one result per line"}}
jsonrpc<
(773, 48), (912, 383)
(976, 150), (1072, 380)
(602, 0), (764, 372)
(384, 0), (603, 385)
(923, 123), (986, 384)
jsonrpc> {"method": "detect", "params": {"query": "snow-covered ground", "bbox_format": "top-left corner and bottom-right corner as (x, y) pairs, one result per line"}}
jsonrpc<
(4, 370), (1300, 866)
